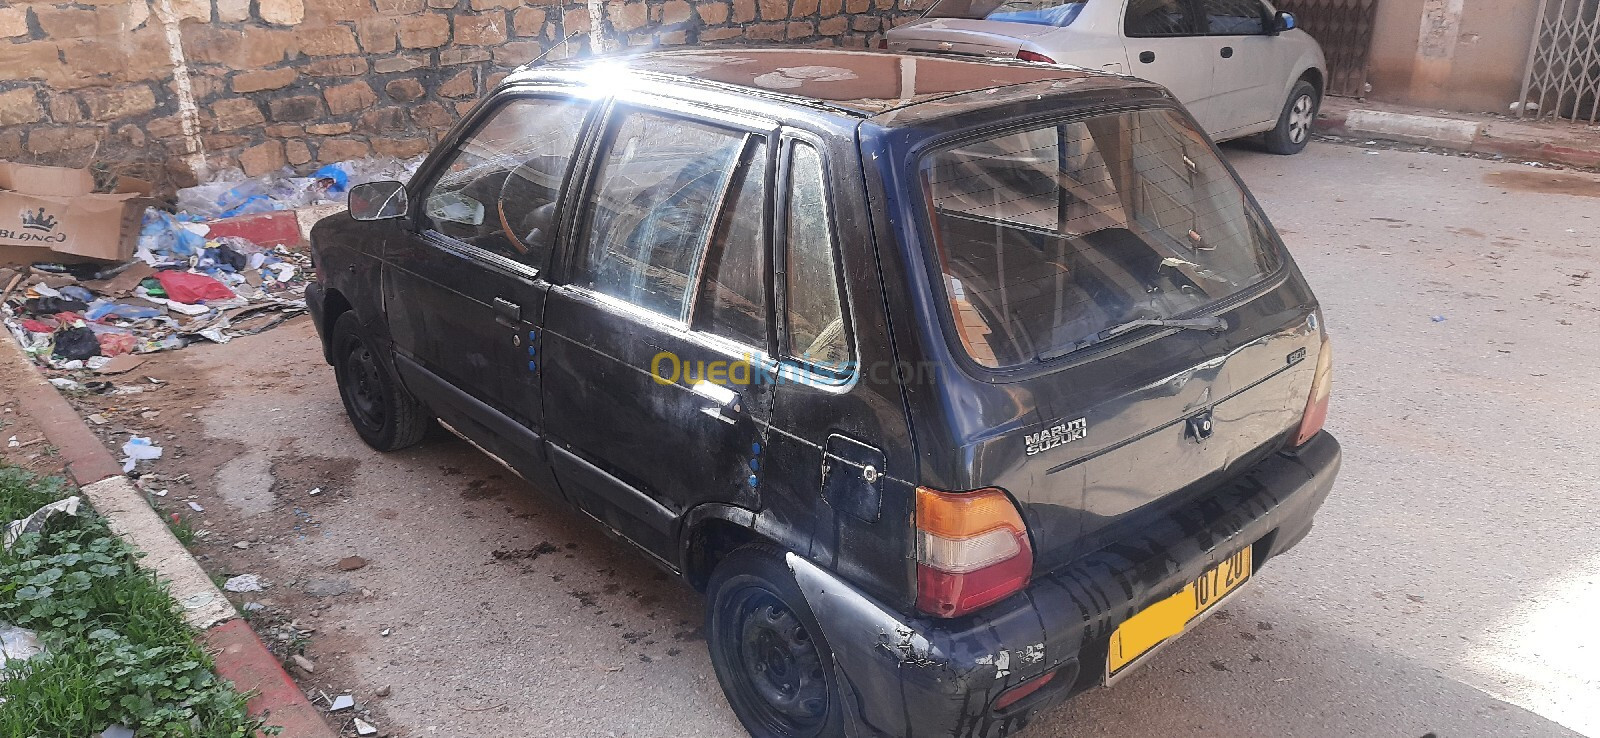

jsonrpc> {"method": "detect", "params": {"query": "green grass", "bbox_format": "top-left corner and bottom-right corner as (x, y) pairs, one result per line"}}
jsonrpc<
(0, 466), (272, 738)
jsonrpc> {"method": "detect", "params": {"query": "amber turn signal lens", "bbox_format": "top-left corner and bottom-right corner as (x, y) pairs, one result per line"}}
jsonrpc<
(915, 487), (1026, 539)
(1293, 337), (1332, 446)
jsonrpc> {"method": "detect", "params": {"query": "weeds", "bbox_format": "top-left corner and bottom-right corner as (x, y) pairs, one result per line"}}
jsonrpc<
(0, 466), (272, 737)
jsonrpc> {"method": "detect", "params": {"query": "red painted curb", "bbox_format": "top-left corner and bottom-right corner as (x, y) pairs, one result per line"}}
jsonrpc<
(204, 620), (337, 738)
(2, 341), (334, 737)
(3, 348), (123, 487)
(207, 211), (304, 249)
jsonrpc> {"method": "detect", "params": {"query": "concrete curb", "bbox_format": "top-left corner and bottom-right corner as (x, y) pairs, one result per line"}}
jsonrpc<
(1315, 108), (1600, 169)
(0, 336), (336, 738)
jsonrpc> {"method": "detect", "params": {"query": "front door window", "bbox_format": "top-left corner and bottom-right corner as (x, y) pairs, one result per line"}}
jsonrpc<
(419, 96), (589, 271)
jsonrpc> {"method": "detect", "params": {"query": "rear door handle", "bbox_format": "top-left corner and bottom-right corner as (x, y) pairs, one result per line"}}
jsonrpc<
(1220, 46), (1234, 58)
(1139, 50), (1155, 64)
(692, 381), (741, 425)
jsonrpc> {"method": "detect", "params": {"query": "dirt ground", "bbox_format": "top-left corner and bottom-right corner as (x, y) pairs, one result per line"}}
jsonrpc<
(54, 315), (738, 737)
(27, 137), (1600, 738)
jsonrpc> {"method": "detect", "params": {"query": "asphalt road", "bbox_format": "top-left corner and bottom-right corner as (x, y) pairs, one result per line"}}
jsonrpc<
(101, 139), (1599, 737)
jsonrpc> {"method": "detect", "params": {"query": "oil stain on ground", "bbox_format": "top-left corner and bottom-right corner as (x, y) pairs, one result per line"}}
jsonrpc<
(1485, 169), (1600, 198)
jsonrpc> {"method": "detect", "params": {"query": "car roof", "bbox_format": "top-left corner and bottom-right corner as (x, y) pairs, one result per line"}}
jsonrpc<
(508, 47), (1166, 125)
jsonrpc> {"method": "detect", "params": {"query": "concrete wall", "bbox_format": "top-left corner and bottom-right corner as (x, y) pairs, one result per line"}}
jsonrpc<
(0, 0), (930, 191)
(1363, 0), (1542, 113)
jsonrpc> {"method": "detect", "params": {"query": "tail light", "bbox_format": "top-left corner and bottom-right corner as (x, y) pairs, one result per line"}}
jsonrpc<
(1016, 50), (1056, 64)
(1292, 337), (1332, 446)
(915, 486), (1033, 617)
(877, 38), (887, 49)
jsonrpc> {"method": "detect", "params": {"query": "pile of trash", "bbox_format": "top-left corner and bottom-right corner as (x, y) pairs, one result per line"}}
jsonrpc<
(0, 156), (421, 371)
(173, 156), (421, 220)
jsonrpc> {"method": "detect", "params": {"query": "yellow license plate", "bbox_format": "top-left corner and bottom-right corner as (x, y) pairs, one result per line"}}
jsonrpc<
(1107, 544), (1253, 678)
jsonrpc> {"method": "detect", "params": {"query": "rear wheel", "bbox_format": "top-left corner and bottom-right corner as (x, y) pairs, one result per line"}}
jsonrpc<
(332, 311), (430, 451)
(707, 546), (845, 738)
(1264, 80), (1319, 155)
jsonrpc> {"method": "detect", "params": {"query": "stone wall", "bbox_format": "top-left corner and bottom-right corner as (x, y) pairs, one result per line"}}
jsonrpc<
(0, 0), (931, 192)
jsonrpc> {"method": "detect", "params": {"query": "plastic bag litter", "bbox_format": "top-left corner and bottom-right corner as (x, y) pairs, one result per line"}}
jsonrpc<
(85, 302), (163, 321)
(52, 327), (101, 361)
(155, 271), (236, 304)
(3, 496), (81, 551)
(223, 574), (264, 593)
(120, 436), (162, 472)
(0, 623), (44, 675)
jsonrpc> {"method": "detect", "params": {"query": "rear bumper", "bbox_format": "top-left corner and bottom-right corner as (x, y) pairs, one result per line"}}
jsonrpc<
(789, 432), (1341, 738)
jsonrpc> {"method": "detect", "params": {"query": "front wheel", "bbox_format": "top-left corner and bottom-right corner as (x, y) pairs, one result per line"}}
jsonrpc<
(707, 546), (846, 738)
(1264, 80), (1319, 155)
(331, 311), (430, 452)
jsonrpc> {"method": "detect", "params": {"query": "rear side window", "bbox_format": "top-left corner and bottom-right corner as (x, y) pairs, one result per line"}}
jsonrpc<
(783, 142), (850, 372)
(1125, 0), (1195, 36)
(920, 108), (1282, 368)
(576, 111), (747, 320)
(420, 96), (588, 269)
(925, 0), (1087, 27)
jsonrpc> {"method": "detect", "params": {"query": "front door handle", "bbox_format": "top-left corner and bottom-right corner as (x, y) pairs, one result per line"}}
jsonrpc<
(492, 297), (521, 321)
(1139, 50), (1155, 64)
(1220, 46), (1234, 58)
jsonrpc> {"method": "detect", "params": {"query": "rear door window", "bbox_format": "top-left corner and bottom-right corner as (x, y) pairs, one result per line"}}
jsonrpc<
(920, 107), (1282, 368)
(924, 0), (1087, 27)
(1124, 0), (1198, 36)
(693, 139), (771, 351)
(574, 110), (749, 320)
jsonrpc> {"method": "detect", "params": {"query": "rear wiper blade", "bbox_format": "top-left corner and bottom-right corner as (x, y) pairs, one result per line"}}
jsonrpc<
(1099, 316), (1226, 340)
(1042, 316), (1227, 361)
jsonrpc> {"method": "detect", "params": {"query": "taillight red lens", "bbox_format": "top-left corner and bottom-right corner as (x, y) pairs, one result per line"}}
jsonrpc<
(1016, 50), (1056, 64)
(915, 487), (1033, 617)
(1293, 337), (1332, 446)
(877, 38), (888, 49)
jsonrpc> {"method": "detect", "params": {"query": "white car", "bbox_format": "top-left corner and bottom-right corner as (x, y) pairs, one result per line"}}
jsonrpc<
(885, 0), (1327, 153)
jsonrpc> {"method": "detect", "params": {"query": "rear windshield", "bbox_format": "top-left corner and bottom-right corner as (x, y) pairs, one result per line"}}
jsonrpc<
(925, 0), (1087, 27)
(920, 108), (1282, 369)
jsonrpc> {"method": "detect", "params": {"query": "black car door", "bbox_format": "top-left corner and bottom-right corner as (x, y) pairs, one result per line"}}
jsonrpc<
(382, 91), (595, 493)
(541, 101), (778, 561)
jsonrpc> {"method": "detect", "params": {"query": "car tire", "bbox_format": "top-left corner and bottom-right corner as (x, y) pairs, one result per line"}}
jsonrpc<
(1264, 80), (1319, 155)
(706, 545), (847, 738)
(331, 311), (430, 452)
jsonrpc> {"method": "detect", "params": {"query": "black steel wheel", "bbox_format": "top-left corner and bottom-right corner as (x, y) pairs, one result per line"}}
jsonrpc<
(331, 311), (430, 452)
(707, 546), (845, 738)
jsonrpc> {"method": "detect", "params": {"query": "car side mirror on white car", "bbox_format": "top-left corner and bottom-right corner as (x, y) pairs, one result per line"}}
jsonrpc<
(1273, 10), (1297, 34)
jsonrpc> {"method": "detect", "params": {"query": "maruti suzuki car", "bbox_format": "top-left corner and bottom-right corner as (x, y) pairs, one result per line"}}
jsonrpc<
(307, 48), (1340, 737)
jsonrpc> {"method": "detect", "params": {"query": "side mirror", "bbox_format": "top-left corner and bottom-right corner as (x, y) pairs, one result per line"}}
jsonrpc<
(1273, 10), (1296, 33)
(349, 180), (408, 221)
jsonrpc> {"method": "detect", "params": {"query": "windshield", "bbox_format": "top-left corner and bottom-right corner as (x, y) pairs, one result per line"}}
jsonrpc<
(919, 108), (1283, 369)
(924, 0), (1087, 27)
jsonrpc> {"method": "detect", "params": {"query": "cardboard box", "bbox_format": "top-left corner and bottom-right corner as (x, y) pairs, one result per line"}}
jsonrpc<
(0, 161), (154, 266)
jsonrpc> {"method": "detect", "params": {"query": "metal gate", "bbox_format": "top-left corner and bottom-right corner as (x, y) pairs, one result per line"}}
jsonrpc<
(1274, 0), (1379, 97)
(1518, 0), (1600, 124)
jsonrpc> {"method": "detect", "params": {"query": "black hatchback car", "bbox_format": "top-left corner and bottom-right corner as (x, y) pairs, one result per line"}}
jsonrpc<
(307, 48), (1340, 737)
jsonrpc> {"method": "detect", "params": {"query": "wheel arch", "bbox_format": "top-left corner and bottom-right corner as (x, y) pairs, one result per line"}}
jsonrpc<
(681, 504), (815, 592)
(319, 287), (355, 364)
